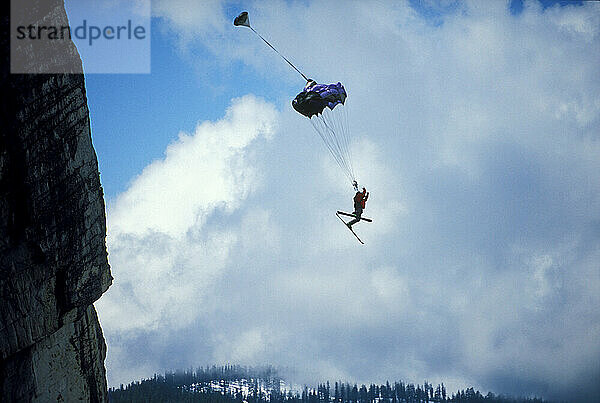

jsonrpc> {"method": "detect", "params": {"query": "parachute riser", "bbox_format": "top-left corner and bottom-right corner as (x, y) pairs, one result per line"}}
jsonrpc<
(235, 12), (309, 82)
(248, 27), (309, 82)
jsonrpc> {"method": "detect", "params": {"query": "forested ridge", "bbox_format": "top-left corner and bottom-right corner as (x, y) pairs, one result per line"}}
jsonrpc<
(108, 365), (548, 403)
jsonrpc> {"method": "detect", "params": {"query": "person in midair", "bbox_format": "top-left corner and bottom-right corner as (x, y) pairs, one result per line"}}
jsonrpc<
(347, 187), (369, 228)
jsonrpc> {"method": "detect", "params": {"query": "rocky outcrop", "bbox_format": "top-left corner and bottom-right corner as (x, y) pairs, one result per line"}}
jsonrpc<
(1, 1), (112, 402)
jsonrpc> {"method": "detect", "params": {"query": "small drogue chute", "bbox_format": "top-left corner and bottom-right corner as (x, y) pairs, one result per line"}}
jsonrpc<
(233, 11), (250, 27)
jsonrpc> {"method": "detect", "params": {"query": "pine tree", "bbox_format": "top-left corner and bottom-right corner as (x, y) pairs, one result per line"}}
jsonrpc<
(351, 384), (358, 403)
(434, 385), (442, 402)
(359, 385), (368, 403)
(368, 384), (376, 403)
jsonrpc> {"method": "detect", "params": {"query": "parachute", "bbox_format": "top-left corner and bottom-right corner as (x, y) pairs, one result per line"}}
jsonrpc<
(233, 11), (250, 27)
(292, 82), (355, 183)
(234, 11), (356, 186)
(292, 82), (346, 118)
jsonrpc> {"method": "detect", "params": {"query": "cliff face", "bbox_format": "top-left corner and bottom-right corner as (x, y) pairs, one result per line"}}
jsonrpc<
(1, 1), (113, 402)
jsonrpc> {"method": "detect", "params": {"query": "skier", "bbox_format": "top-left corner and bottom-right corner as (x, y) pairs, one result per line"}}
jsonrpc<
(347, 187), (369, 228)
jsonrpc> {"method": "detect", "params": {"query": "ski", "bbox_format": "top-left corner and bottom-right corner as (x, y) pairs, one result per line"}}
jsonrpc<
(336, 211), (372, 222)
(336, 212), (364, 244)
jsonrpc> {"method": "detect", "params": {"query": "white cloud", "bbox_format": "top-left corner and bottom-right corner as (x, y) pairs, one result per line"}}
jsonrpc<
(97, 95), (278, 335)
(153, 0), (227, 36)
(108, 95), (277, 238)
(213, 327), (272, 363)
(531, 254), (558, 300)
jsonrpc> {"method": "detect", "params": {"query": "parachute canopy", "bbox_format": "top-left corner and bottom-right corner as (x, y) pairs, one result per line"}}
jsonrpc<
(292, 82), (354, 183)
(292, 82), (347, 118)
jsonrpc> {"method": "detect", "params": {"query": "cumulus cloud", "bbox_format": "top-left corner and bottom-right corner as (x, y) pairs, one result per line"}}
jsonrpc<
(98, 1), (600, 401)
(153, 0), (227, 37)
(108, 95), (276, 238)
(97, 95), (278, 334)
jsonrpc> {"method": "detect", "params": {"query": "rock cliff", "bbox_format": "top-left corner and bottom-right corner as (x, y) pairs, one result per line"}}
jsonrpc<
(1, 1), (113, 401)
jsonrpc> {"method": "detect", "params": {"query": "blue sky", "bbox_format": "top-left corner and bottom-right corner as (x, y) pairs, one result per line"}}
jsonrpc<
(74, 1), (600, 401)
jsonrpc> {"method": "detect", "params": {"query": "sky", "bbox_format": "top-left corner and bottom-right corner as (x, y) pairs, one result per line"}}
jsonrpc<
(73, 0), (600, 401)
